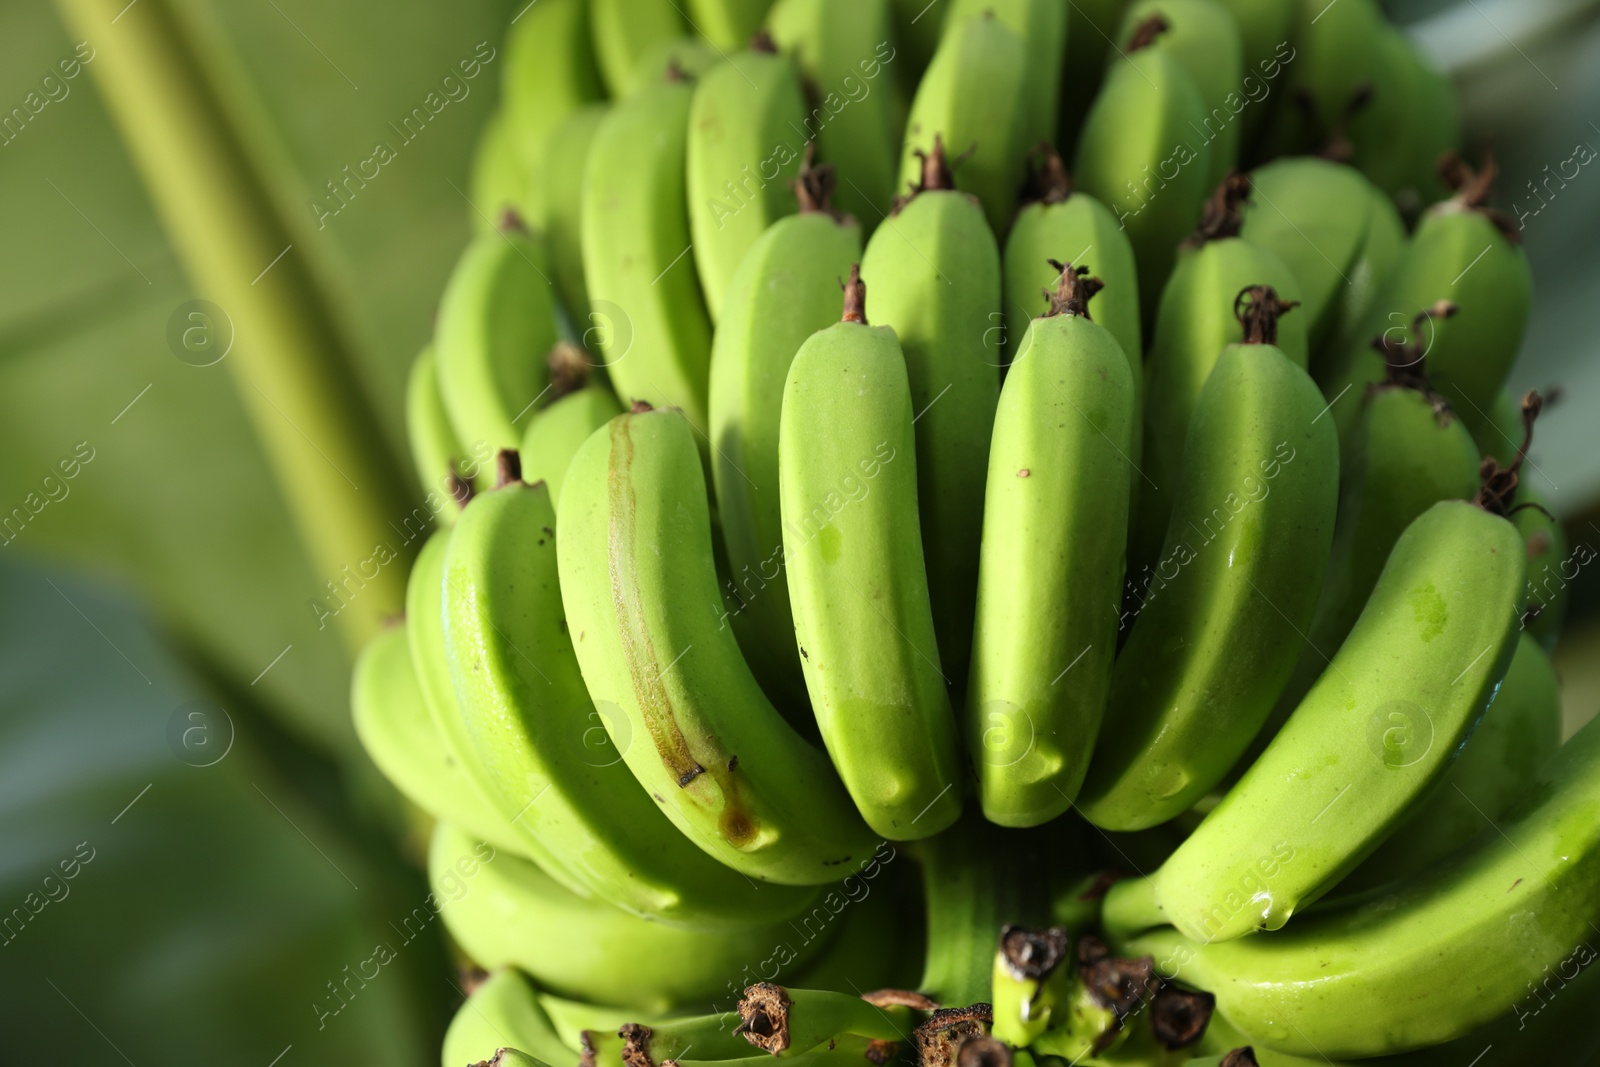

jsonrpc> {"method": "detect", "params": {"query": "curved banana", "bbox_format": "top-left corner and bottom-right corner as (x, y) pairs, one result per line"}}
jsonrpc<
(708, 160), (863, 709)
(543, 104), (607, 327)
(1074, 16), (1213, 322)
(581, 70), (714, 431)
(689, 0), (776, 49)
(1103, 496), (1528, 944)
(859, 141), (1001, 687)
(1130, 175), (1309, 577)
(1124, 709), (1600, 1059)
(1337, 632), (1562, 895)
(898, 12), (1029, 235)
(350, 623), (523, 855)
(442, 969), (575, 1067)
(766, 0), (902, 228)
(779, 267), (964, 840)
(520, 344), (622, 507)
(589, 0), (689, 96)
(1003, 146), (1141, 380)
(559, 406), (877, 881)
(500, 0), (605, 221)
(687, 44), (808, 322)
(939, 0), (1067, 151)
(429, 823), (827, 1013)
(1079, 287), (1337, 833)
(966, 266), (1136, 826)
(1321, 153), (1531, 447)
(436, 225), (558, 466)
(444, 469), (817, 926)
(405, 345), (474, 523)
(1115, 0), (1244, 190)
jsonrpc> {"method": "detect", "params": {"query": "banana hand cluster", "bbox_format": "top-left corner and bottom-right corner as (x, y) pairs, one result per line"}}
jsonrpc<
(355, 4), (1597, 1064)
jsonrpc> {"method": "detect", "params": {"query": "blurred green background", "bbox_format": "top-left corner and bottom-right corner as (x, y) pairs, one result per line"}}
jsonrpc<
(0, 0), (1596, 1062)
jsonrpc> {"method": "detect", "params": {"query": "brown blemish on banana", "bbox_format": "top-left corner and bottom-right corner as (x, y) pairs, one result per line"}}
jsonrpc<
(912, 1004), (992, 1067)
(1042, 261), (1104, 320)
(1125, 13), (1170, 52)
(862, 989), (939, 1010)
(737, 982), (793, 1053)
(605, 414), (760, 848)
(1233, 285), (1298, 346)
(1149, 984), (1214, 1049)
(864, 1039), (899, 1065)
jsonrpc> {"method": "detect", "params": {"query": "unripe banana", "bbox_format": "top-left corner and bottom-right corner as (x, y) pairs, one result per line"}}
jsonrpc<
(580, 1011), (749, 1067)
(1336, 632), (1562, 895)
(1115, 0), (1244, 191)
(429, 823), (828, 1013)
(444, 468), (816, 925)
(708, 162), (863, 709)
(634, 36), (724, 85)
(1212, 0), (1296, 144)
(1056, 0), (1132, 149)
(581, 72), (714, 432)
(1123, 708), (1600, 1059)
(542, 104), (607, 326)
(782, 844), (922, 995)
(1346, 24), (1460, 210)
(1242, 324), (1482, 766)
(939, 0), (1068, 152)
(689, 0), (776, 49)
(589, 0), (689, 96)
(1073, 17), (1214, 324)
(859, 144), (1001, 687)
(1079, 288), (1336, 832)
(1260, 0), (1384, 160)
(899, 12), (1030, 235)
(1320, 154), (1531, 448)
(405, 345), (474, 525)
(442, 969), (574, 1067)
(779, 268), (964, 840)
(469, 110), (527, 234)
(766, 0), (903, 227)
(966, 267), (1136, 826)
(1129, 175), (1309, 572)
(1103, 497), (1527, 944)
(1003, 146), (1142, 378)
(735, 984), (919, 1055)
(687, 45), (808, 323)
(520, 344), (622, 507)
(559, 406), (876, 881)
(501, 0), (605, 216)
(436, 225), (558, 466)
(350, 623), (523, 855)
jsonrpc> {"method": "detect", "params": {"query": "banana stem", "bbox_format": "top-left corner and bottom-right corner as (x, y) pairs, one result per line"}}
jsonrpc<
(52, 0), (414, 651)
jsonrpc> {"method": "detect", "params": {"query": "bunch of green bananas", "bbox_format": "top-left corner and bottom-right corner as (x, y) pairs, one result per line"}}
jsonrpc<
(353, 0), (1598, 1064)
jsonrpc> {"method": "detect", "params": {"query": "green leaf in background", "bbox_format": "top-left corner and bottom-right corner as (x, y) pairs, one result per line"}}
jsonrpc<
(0, 555), (447, 1063)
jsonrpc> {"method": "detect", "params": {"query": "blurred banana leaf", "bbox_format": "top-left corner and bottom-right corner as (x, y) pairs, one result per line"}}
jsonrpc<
(0, 555), (447, 1062)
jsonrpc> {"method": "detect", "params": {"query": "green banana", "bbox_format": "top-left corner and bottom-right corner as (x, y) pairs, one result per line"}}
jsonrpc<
(1115, 0), (1244, 191)
(736, 984), (918, 1054)
(542, 104), (607, 326)
(436, 225), (558, 466)
(707, 160), (863, 709)
(1056, 0), (1132, 149)
(1260, 0), (1384, 161)
(689, 0), (776, 49)
(1074, 16), (1213, 322)
(1103, 495), (1528, 944)
(1346, 24), (1459, 210)
(966, 266), (1136, 826)
(675, 1034), (891, 1067)
(886, 0), (943, 86)
(778, 267), (964, 840)
(1321, 154), (1531, 446)
(1237, 158), (1382, 351)
(589, 0), (688, 96)
(634, 36), (725, 85)
(501, 0), (605, 219)
(1079, 287), (1336, 832)
(1124, 708), (1600, 1058)
(430, 823), (827, 1013)
(1337, 632), (1562, 895)
(766, 0), (903, 228)
(581, 71), (714, 432)
(520, 344), (623, 507)
(1241, 318), (1482, 768)
(898, 12), (1029, 235)
(1128, 173), (1309, 571)
(1327, 180), (1406, 373)
(443, 468), (816, 925)
(469, 109), (527, 234)
(939, 0), (1068, 152)
(859, 141), (1001, 687)
(1003, 146), (1142, 378)
(580, 1012), (749, 1067)
(559, 406), (877, 881)
(405, 344), (476, 523)
(783, 846), (923, 996)
(350, 622), (523, 855)
(442, 969), (575, 1067)
(541, 997), (644, 1052)
(1212, 0), (1296, 146)
(687, 44), (809, 322)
